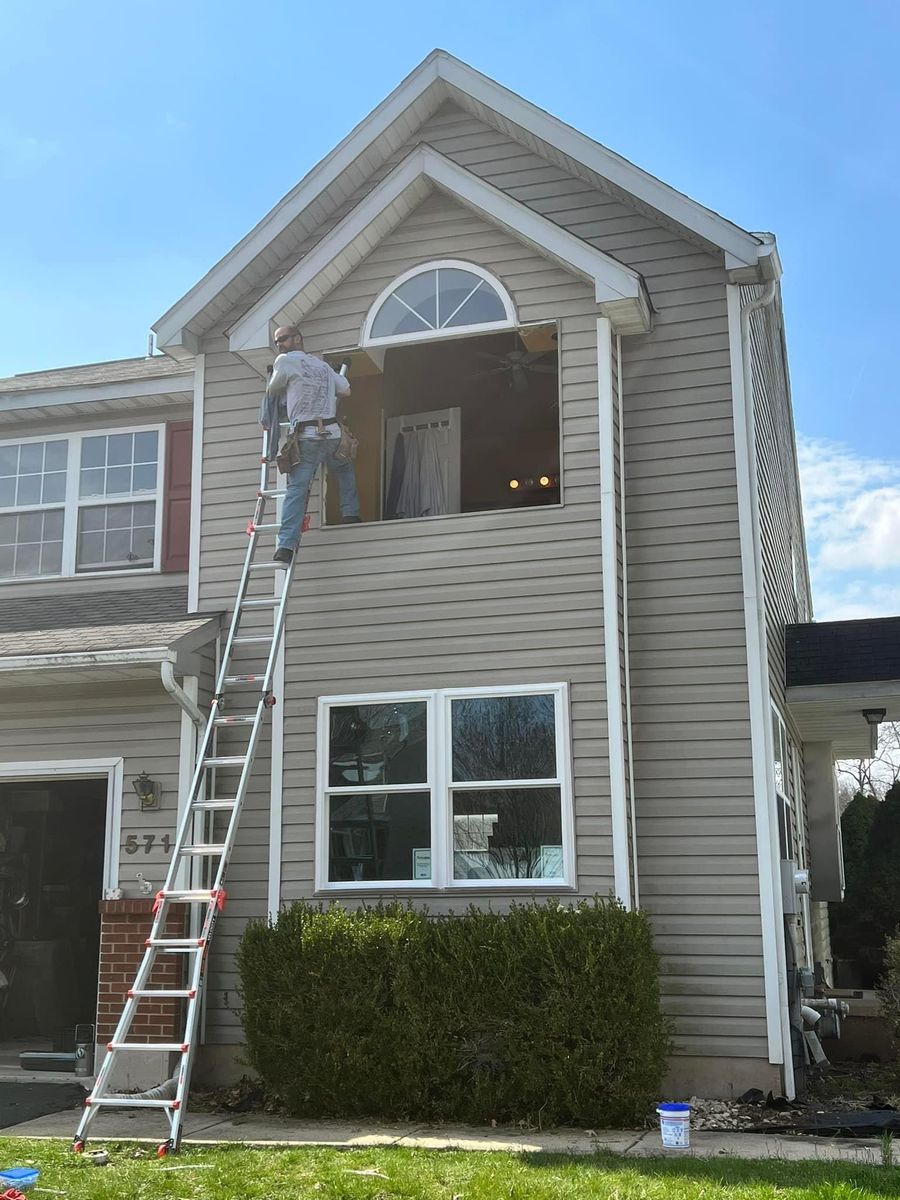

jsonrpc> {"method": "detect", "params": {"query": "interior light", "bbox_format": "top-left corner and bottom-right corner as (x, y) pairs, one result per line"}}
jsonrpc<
(509, 479), (519, 490)
(539, 475), (551, 487)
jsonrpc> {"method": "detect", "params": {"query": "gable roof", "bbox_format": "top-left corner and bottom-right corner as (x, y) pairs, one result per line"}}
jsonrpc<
(153, 50), (778, 356)
(227, 145), (651, 353)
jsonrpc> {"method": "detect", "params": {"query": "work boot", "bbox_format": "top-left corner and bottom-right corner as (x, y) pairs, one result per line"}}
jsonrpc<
(273, 548), (294, 565)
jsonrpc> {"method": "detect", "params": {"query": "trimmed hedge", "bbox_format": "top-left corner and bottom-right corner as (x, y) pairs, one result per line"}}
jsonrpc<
(236, 898), (671, 1127)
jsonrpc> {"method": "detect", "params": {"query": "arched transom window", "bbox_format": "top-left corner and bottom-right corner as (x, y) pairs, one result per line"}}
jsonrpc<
(363, 260), (516, 346)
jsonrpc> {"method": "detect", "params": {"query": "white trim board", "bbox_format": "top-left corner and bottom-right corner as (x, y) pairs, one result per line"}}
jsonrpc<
(154, 50), (772, 350)
(227, 146), (650, 352)
(597, 317), (631, 908)
(188, 353), (205, 613)
(726, 282), (793, 1094)
(0, 757), (124, 893)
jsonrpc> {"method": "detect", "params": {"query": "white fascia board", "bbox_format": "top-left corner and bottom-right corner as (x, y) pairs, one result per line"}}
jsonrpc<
(436, 54), (762, 268)
(0, 372), (193, 414)
(153, 54), (445, 349)
(0, 647), (176, 672)
(229, 147), (646, 352)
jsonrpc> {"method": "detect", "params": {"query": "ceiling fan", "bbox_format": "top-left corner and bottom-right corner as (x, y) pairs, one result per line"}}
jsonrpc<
(469, 348), (557, 393)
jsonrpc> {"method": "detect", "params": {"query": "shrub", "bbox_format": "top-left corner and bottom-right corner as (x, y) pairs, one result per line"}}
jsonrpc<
(236, 898), (671, 1127)
(876, 928), (900, 1049)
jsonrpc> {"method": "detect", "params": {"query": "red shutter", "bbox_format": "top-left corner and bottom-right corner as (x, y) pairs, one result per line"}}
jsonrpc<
(161, 421), (192, 573)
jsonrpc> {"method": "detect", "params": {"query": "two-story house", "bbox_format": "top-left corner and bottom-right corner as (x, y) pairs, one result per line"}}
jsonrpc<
(0, 50), (893, 1101)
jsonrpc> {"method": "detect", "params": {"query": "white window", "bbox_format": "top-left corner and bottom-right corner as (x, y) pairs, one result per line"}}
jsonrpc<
(0, 426), (164, 581)
(362, 260), (516, 347)
(316, 683), (574, 890)
(771, 705), (797, 861)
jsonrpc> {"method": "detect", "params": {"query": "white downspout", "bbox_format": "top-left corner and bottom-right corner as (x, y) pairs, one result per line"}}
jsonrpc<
(160, 658), (205, 730)
(616, 334), (639, 907)
(732, 279), (795, 1097)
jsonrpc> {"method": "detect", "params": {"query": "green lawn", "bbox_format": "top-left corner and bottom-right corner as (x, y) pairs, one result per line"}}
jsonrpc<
(0, 1139), (896, 1199)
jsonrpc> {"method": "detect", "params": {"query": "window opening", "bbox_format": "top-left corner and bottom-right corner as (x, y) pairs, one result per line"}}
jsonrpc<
(324, 322), (560, 526)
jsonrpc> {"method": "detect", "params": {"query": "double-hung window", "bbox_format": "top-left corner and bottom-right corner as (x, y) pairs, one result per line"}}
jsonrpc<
(0, 426), (163, 580)
(317, 683), (573, 890)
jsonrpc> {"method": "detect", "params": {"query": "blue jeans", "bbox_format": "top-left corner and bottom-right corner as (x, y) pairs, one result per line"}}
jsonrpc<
(277, 437), (360, 550)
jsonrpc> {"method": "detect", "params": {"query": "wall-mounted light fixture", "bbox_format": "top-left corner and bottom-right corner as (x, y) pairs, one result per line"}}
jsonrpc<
(862, 708), (887, 727)
(131, 771), (162, 811)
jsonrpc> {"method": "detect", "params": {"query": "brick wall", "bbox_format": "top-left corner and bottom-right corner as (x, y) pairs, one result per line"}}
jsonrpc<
(96, 899), (188, 1042)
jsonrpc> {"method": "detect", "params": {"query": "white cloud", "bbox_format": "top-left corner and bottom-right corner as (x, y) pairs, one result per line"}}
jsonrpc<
(797, 435), (900, 620)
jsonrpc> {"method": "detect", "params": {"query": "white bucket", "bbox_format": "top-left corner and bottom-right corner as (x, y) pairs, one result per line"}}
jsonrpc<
(656, 1102), (691, 1148)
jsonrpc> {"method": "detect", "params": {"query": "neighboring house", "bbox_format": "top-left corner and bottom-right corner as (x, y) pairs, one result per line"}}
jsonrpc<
(0, 50), (893, 1100)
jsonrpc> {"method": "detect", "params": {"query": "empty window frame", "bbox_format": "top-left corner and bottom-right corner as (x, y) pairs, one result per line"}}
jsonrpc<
(324, 322), (561, 526)
(316, 684), (574, 890)
(0, 426), (164, 581)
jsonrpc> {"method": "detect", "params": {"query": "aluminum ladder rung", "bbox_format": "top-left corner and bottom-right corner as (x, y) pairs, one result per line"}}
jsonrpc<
(76, 420), (304, 1154)
(145, 937), (204, 949)
(107, 1042), (188, 1053)
(129, 988), (196, 999)
(86, 1096), (177, 1110)
(156, 889), (222, 903)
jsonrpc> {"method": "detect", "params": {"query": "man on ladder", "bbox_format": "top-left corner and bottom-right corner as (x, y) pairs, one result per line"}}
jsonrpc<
(73, 335), (353, 1157)
(261, 325), (359, 564)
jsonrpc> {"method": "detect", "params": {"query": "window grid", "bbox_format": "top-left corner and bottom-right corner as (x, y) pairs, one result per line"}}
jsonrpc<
(0, 426), (164, 582)
(363, 260), (516, 347)
(317, 684), (573, 892)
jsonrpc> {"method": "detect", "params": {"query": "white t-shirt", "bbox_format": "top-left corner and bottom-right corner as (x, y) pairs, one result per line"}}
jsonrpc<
(268, 351), (350, 439)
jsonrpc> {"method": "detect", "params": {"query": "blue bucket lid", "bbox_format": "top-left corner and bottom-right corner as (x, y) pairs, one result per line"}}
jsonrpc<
(657, 1103), (691, 1114)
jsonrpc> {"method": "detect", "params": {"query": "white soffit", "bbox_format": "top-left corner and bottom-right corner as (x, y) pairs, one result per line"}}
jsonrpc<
(228, 146), (650, 351)
(155, 49), (768, 351)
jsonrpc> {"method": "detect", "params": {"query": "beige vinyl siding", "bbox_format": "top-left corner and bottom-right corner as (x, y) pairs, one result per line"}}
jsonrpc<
(280, 191), (612, 911)
(745, 284), (810, 703)
(0, 684), (183, 879)
(618, 244), (764, 1054)
(196, 107), (769, 1065)
(745, 283), (813, 975)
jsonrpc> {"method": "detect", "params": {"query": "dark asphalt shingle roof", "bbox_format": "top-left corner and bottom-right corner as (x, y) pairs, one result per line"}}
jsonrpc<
(786, 617), (900, 688)
(0, 356), (193, 395)
(0, 585), (219, 658)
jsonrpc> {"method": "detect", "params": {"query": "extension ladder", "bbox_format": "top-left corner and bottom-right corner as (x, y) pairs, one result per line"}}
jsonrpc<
(73, 415), (304, 1157)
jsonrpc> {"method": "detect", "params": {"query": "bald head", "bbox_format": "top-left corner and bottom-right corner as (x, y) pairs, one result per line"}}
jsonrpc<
(274, 325), (303, 352)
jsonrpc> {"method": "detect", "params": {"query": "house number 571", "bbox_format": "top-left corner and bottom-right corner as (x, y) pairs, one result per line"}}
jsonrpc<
(123, 835), (172, 855)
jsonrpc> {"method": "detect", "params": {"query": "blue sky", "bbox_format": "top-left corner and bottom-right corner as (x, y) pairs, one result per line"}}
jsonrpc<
(1, 0), (898, 618)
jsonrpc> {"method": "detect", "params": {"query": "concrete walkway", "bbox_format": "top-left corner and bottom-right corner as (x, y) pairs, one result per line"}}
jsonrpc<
(0, 1107), (889, 1164)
